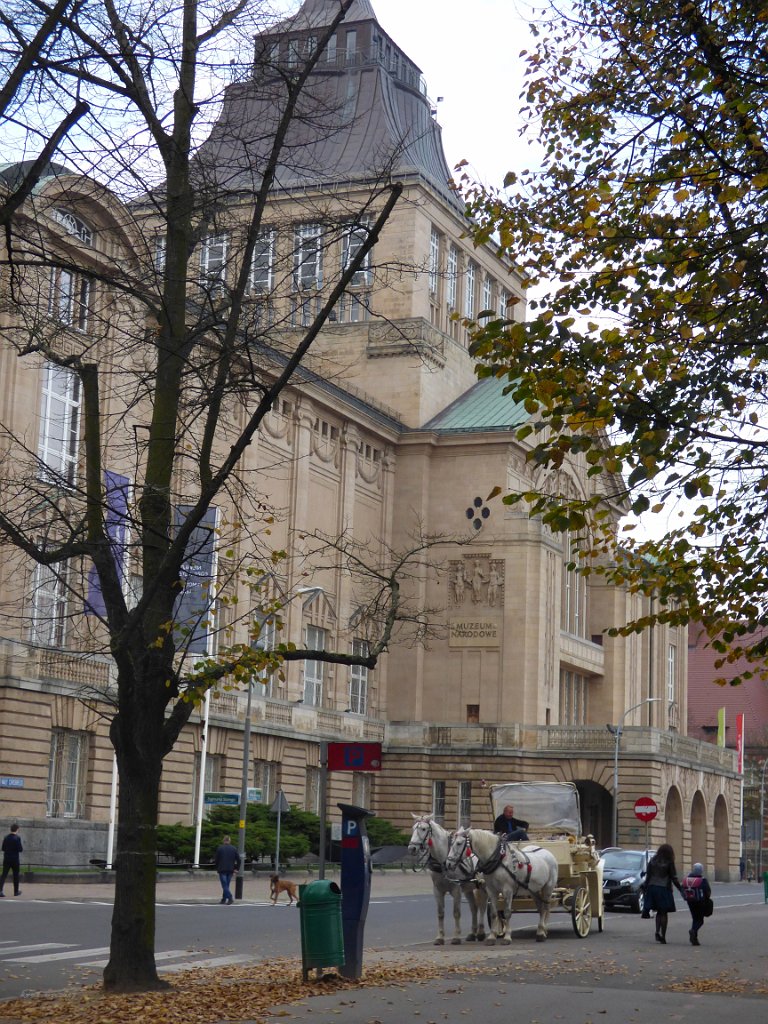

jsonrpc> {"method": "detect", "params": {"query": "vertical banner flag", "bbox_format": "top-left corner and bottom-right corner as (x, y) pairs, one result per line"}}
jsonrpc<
(736, 712), (745, 773)
(85, 471), (130, 616)
(717, 706), (726, 748)
(173, 505), (218, 654)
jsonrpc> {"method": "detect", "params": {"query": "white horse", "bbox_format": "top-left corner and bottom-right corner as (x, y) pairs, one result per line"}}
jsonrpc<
(407, 814), (488, 945)
(447, 827), (558, 944)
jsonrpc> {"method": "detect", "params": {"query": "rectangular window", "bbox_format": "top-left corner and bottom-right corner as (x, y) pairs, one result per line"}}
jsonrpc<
(46, 729), (88, 818)
(154, 233), (166, 271)
(303, 624), (326, 706)
(287, 37), (301, 66)
(446, 245), (458, 308)
(49, 268), (91, 330)
(429, 227), (440, 295)
(482, 275), (493, 314)
(38, 362), (81, 487)
(561, 531), (588, 638)
(200, 233), (228, 292)
(345, 28), (357, 62)
(465, 261), (476, 319)
(253, 759), (279, 805)
(349, 639), (369, 715)
(342, 223), (371, 286)
(338, 291), (370, 322)
(291, 293), (322, 327)
(667, 644), (677, 703)
(250, 230), (275, 292)
(326, 33), (337, 62)
(458, 780), (472, 827)
(192, 753), (221, 820)
(255, 614), (277, 696)
(294, 224), (324, 290)
(499, 288), (509, 318)
(305, 766), (321, 813)
(432, 780), (446, 823)
(559, 669), (589, 726)
(352, 772), (372, 807)
(31, 560), (68, 647)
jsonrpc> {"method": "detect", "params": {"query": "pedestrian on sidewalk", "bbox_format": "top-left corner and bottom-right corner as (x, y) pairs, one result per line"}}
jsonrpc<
(681, 862), (712, 946)
(641, 842), (683, 944)
(214, 835), (240, 905)
(0, 823), (23, 897)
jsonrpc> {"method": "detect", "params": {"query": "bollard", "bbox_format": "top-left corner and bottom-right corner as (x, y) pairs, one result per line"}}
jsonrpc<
(763, 871), (768, 904)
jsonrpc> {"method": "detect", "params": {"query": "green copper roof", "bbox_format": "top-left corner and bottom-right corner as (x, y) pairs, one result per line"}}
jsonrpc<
(423, 375), (528, 433)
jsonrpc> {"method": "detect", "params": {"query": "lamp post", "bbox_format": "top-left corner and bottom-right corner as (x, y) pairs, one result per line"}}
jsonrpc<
(759, 759), (768, 880)
(607, 697), (666, 848)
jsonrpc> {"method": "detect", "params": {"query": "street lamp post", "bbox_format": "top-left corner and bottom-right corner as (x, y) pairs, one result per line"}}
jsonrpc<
(759, 759), (768, 881)
(607, 697), (666, 848)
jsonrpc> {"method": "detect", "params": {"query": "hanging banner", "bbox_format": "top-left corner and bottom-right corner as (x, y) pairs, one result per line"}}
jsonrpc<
(85, 470), (130, 615)
(173, 505), (218, 654)
(717, 706), (726, 748)
(736, 712), (745, 773)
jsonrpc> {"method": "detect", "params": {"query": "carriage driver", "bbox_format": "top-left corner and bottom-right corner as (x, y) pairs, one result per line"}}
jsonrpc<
(494, 804), (530, 841)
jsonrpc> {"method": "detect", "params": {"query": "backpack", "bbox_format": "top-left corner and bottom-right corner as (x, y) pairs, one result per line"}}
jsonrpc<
(682, 875), (704, 902)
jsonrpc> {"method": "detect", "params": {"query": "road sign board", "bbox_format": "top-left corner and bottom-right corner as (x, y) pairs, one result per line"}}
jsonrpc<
(270, 791), (290, 814)
(327, 742), (382, 772)
(203, 792), (239, 806)
(247, 787), (262, 803)
(634, 796), (658, 822)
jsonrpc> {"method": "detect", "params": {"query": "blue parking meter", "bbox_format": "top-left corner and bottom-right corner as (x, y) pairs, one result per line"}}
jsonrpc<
(337, 803), (373, 979)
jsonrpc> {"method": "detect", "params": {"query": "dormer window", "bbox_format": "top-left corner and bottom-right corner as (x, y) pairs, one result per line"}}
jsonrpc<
(51, 208), (93, 246)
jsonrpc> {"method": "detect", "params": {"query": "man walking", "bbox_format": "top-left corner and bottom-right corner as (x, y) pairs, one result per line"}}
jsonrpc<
(0, 824), (23, 897)
(214, 834), (240, 905)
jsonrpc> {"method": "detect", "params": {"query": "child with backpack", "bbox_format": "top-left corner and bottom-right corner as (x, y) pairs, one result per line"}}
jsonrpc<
(681, 862), (712, 945)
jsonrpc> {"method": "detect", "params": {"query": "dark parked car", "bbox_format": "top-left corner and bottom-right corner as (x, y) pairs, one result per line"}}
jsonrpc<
(600, 848), (650, 913)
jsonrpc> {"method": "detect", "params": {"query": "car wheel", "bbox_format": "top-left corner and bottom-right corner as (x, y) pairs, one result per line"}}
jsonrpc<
(634, 891), (644, 915)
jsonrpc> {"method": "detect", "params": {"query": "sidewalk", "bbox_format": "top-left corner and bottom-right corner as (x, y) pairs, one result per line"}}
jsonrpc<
(16, 866), (434, 902)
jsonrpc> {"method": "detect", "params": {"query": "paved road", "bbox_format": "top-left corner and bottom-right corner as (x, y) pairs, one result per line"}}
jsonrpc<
(1, 873), (766, 1023)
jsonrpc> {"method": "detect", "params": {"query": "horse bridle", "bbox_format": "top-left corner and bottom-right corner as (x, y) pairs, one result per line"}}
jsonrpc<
(410, 818), (444, 873)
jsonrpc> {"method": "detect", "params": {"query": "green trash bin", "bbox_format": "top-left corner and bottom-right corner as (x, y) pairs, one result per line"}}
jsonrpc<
(763, 872), (768, 904)
(298, 879), (345, 980)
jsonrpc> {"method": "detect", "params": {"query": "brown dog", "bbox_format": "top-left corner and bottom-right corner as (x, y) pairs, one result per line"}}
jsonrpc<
(270, 873), (298, 905)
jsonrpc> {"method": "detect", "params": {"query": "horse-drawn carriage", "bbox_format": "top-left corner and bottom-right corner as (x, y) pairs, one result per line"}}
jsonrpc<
(409, 781), (603, 945)
(481, 781), (604, 939)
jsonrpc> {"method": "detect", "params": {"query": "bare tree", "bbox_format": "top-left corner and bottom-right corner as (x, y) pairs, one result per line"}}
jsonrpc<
(0, 0), (411, 991)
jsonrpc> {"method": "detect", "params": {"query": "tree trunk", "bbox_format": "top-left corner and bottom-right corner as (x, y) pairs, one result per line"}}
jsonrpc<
(103, 734), (166, 992)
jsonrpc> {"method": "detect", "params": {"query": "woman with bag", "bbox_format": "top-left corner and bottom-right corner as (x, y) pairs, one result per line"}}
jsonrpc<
(641, 843), (684, 943)
(681, 862), (712, 945)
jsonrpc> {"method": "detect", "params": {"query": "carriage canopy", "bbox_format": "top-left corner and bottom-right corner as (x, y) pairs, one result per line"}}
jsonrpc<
(489, 782), (582, 836)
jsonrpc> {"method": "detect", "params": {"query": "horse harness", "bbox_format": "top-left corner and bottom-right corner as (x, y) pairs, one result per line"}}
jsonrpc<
(477, 839), (544, 896)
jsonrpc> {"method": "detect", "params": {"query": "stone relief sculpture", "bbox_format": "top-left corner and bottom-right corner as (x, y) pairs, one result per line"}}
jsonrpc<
(449, 556), (504, 607)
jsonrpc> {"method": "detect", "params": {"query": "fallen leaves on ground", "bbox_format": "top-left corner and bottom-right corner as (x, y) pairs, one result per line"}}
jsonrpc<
(0, 959), (446, 1024)
(664, 971), (768, 997)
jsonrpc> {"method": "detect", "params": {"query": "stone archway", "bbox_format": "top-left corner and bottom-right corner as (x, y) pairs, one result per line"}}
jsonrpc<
(713, 794), (731, 881)
(664, 786), (684, 861)
(691, 791), (707, 866)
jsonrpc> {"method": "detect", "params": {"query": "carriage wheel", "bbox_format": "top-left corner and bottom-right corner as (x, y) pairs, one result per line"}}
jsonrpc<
(570, 885), (592, 938)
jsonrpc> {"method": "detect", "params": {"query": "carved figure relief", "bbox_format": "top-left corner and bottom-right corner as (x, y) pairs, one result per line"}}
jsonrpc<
(449, 556), (505, 608)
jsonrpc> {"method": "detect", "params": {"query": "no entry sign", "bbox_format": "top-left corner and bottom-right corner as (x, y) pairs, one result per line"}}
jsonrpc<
(634, 796), (658, 822)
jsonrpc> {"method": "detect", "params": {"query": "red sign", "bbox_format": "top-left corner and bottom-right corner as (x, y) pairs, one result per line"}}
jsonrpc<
(634, 796), (658, 822)
(327, 742), (382, 772)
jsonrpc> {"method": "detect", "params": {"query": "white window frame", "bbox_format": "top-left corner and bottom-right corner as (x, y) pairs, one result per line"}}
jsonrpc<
(342, 223), (371, 286)
(432, 780), (446, 824)
(499, 288), (509, 318)
(38, 362), (81, 487)
(483, 274), (493, 313)
(458, 780), (472, 828)
(200, 233), (228, 292)
(349, 639), (369, 715)
(428, 227), (440, 295)
(446, 245), (458, 308)
(154, 233), (166, 272)
(253, 759), (279, 805)
(303, 624), (326, 706)
(31, 559), (68, 647)
(249, 230), (275, 292)
(49, 268), (90, 331)
(51, 208), (93, 246)
(291, 293), (322, 326)
(294, 223), (324, 290)
(667, 643), (677, 703)
(46, 728), (88, 818)
(465, 261), (477, 319)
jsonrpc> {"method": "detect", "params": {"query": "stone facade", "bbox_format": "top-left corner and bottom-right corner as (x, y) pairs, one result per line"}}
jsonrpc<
(0, 0), (739, 877)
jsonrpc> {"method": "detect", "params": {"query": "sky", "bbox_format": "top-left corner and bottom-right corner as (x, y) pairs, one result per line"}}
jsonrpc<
(365, 0), (537, 189)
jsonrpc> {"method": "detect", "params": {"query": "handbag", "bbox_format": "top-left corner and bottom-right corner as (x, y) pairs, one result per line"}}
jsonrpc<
(702, 896), (714, 917)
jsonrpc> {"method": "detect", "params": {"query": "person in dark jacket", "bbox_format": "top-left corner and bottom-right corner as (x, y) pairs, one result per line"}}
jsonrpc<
(681, 862), (712, 945)
(641, 842), (683, 943)
(493, 804), (530, 841)
(213, 835), (240, 905)
(0, 823), (23, 897)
